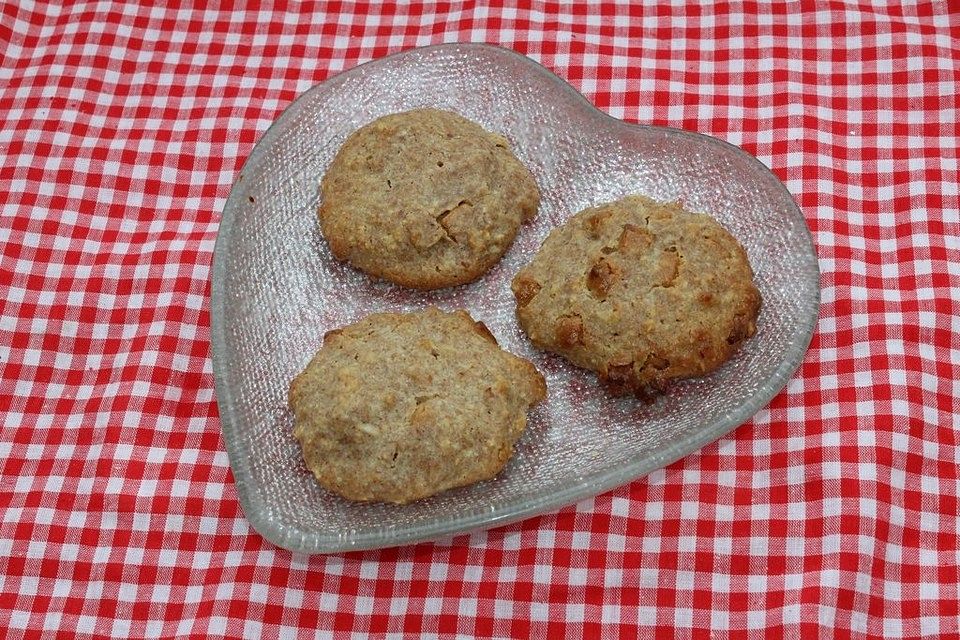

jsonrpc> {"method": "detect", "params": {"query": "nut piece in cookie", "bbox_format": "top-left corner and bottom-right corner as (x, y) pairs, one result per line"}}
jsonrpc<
(318, 109), (540, 289)
(511, 195), (761, 400)
(288, 307), (547, 504)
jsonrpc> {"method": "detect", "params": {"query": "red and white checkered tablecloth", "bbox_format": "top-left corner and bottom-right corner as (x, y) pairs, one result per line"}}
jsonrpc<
(1, 1), (958, 637)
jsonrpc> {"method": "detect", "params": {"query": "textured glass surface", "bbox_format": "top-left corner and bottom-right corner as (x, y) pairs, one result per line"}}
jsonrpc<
(211, 44), (820, 553)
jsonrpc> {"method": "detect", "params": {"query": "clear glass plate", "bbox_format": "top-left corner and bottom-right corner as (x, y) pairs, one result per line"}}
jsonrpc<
(211, 44), (820, 553)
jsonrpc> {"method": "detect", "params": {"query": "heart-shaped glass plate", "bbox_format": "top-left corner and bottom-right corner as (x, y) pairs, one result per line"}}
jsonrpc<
(211, 44), (820, 553)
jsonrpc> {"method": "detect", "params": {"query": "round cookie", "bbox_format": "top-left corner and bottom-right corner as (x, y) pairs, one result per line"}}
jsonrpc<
(288, 307), (546, 504)
(511, 195), (761, 400)
(318, 108), (540, 289)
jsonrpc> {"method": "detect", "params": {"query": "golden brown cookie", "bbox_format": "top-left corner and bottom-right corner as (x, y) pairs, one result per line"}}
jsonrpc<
(288, 307), (546, 504)
(318, 109), (540, 289)
(511, 195), (761, 400)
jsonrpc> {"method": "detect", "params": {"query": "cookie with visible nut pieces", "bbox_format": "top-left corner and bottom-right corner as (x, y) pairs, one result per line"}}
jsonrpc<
(512, 195), (761, 400)
(288, 307), (546, 504)
(318, 109), (540, 289)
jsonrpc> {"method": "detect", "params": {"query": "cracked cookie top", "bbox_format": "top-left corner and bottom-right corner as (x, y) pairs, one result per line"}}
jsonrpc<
(511, 195), (761, 400)
(318, 109), (540, 289)
(288, 307), (546, 504)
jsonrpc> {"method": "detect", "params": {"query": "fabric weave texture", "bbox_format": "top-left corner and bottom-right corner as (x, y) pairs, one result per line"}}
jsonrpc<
(1, 2), (958, 638)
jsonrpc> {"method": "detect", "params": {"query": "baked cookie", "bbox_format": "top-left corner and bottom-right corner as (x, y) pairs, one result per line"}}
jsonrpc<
(288, 307), (546, 504)
(318, 109), (540, 289)
(511, 195), (761, 400)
